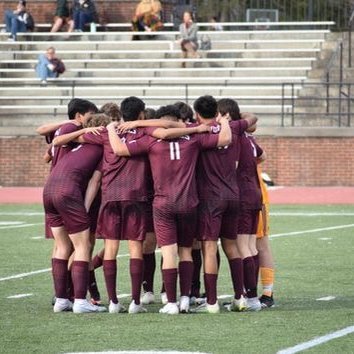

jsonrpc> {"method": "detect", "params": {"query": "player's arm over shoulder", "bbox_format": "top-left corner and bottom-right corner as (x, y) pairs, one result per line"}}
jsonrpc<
(107, 122), (131, 156)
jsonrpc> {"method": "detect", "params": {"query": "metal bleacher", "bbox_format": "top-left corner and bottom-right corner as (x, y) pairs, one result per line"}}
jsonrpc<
(0, 21), (335, 134)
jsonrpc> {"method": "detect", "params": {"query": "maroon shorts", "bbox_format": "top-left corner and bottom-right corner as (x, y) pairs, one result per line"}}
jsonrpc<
(44, 213), (54, 239)
(153, 207), (197, 247)
(97, 201), (147, 241)
(197, 200), (239, 241)
(237, 208), (260, 235)
(43, 191), (90, 235)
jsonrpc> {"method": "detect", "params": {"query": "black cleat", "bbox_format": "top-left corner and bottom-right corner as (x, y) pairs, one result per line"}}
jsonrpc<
(259, 294), (275, 308)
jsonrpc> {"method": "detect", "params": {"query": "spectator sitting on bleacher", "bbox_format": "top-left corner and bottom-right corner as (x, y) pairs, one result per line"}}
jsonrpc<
(72, 0), (98, 32)
(35, 47), (65, 85)
(132, 0), (163, 39)
(3, 0), (30, 41)
(51, 0), (74, 33)
(178, 11), (199, 68)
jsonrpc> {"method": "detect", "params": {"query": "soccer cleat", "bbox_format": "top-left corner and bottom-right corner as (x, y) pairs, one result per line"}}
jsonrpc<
(246, 297), (262, 312)
(259, 294), (275, 308)
(159, 302), (179, 315)
(51, 295), (57, 306)
(72, 299), (105, 313)
(53, 298), (73, 313)
(226, 296), (247, 312)
(128, 300), (147, 314)
(108, 300), (126, 314)
(194, 302), (220, 314)
(141, 291), (155, 305)
(179, 296), (190, 313)
(160, 292), (168, 305)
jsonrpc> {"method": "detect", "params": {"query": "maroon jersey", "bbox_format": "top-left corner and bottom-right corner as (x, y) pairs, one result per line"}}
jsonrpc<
(128, 128), (219, 212)
(50, 122), (81, 169)
(44, 143), (103, 196)
(197, 119), (249, 201)
(237, 132), (263, 210)
(83, 128), (152, 203)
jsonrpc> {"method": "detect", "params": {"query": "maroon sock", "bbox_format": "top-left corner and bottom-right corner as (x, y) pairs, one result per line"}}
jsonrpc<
(88, 270), (101, 301)
(142, 252), (156, 292)
(216, 247), (221, 271)
(52, 258), (68, 299)
(67, 269), (74, 301)
(228, 258), (244, 299)
(162, 268), (177, 303)
(191, 249), (202, 297)
(92, 254), (103, 269)
(71, 261), (89, 300)
(103, 259), (118, 304)
(204, 273), (218, 305)
(253, 253), (260, 285)
(243, 256), (257, 298)
(130, 258), (143, 304)
(179, 261), (194, 297)
(160, 256), (165, 293)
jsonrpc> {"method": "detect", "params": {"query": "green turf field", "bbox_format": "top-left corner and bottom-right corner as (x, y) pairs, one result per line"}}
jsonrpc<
(0, 204), (353, 354)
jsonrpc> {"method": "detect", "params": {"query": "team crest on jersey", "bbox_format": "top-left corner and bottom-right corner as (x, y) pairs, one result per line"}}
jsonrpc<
(180, 135), (190, 141)
(211, 125), (221, 134)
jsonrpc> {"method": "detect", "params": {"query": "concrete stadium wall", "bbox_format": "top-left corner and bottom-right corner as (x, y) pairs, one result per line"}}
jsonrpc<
(0, 0), (175, 25)
(1, 128), (354, 187)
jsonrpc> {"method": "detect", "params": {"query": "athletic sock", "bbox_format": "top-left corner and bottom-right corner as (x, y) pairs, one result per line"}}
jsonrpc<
(253, 253), (260, 285)
(88, 269), (101, 301)
(191, 249), (202, 298)
(228, 258), (244, 300)
(92, 254), (103, 269)
(103, 259), (118, 304)
(179, 261), (194, 297)
(52, 258), (68, 299)
(162, 268), (177, 303)
(142, 252), (156, 292)
(67, 268), (74, 301)
(160, 256), (165, 293)
(71, 261), (89, 300)
(243, 256), (257, 298)
(204, 273), (218, 305)
(130, 258), (143, 304)
(260, 267), (274, 297)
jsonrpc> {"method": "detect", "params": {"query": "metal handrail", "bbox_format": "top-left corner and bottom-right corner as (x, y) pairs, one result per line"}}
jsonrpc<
(348, 8), (354, 67)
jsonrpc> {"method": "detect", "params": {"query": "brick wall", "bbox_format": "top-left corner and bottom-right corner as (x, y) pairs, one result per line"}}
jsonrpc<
(1, 135), (353, 186)
(0, 0), (175, 25)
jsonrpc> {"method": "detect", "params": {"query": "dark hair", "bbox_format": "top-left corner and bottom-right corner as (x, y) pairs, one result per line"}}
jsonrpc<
(193, 95), (217, 119)
(217, 98), (241, 121)
(100, 102), (121, 121)
(143, 108), (156, 120)
(174, 101), (194, 123)
(19, 0), (26, 7)
(155, 105), (181, 120)
(120, 96), (145, 122)
(67, 98), (98, 120)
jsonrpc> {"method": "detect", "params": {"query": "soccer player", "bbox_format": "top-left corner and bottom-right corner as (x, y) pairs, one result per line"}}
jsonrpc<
(194, 98), (257, 313)
(108, 99), (232, 315)
(43, 115), (106, 313)
(256, 164), (275, 308)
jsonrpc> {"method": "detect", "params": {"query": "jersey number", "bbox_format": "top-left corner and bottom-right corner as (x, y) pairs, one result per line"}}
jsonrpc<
(169, 142), (181, 160)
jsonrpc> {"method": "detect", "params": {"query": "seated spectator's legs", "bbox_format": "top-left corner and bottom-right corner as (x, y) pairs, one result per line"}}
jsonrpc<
(10, 16), (27, 38)
(36, 54), (57, 81)
(74, 11), (93, 31)
(4, 10), (15, 33)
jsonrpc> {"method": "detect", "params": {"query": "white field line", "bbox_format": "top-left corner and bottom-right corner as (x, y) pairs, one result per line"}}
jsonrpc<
(7, 293), (33, 299)
(0, 252), (131, 282)
(277, 325), (354, 354)
(0, 222), (43, 230)
(270, 223), (354, 238)
(0, 221), (24, 225)
(0, 212), (43, 216)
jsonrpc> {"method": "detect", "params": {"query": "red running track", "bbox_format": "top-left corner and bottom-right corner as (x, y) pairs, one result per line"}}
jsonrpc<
(0, 186), (353, 204)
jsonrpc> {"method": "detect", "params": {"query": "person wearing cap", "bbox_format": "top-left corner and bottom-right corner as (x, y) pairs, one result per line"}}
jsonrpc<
(3, 0), (29, 41)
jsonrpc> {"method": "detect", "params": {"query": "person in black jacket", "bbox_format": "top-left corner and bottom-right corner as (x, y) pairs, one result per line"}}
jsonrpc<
(3, 0), (29, 41)
(72, 0), (98, 32)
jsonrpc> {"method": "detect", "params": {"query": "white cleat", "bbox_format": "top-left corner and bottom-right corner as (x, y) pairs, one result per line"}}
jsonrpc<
(108, 300), (126, 314)
(246, 297), (262, 312)
(160, 292), (168, 305)
(141, 291), (155, 305)
(159, 302), (179, 315)
(73, 299), (105, 313)
(128, 300), (147, 314)
(194, 302), (220, 314)
(179, 296), (190, 313)
(228, 296), (247, 312)
(53, 298), (73, 313)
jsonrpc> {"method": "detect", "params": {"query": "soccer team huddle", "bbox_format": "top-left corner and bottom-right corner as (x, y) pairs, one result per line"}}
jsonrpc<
(38, 94), (275, 315)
